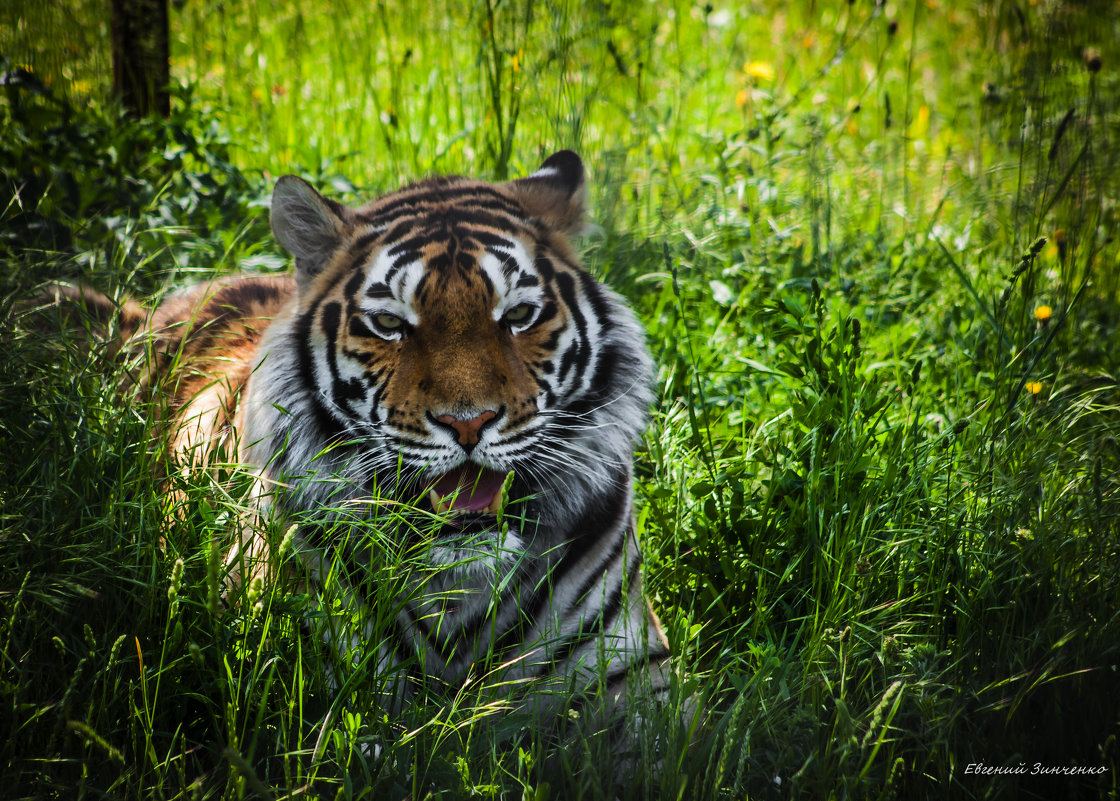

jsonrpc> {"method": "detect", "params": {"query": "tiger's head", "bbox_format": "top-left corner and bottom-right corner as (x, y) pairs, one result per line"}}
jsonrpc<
(243, 152), (653, 557)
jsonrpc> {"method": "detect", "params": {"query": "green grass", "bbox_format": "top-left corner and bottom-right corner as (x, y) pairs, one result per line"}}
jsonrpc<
(3, 0), (1120, 798)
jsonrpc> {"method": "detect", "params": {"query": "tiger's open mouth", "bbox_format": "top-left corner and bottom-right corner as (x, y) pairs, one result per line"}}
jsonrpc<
(427, 464), (509, 516)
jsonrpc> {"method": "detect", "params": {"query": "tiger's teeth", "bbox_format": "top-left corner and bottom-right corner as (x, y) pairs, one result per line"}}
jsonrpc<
(430, 486), (506, 516)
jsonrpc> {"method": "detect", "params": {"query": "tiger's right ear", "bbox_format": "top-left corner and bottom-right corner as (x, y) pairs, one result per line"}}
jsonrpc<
(271, 176), (351, 285)
(507, 150), (587, 237)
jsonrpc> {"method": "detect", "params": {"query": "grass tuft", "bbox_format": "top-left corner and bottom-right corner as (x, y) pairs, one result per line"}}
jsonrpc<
(2, 1), (1120, 798)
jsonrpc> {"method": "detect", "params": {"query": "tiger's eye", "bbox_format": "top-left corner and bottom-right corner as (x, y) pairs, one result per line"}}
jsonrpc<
(375, 313), (404, 331)
(504, 304), (533, 324)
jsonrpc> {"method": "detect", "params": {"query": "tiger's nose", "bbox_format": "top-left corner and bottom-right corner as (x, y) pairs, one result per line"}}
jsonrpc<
(434, 409), (499, 450)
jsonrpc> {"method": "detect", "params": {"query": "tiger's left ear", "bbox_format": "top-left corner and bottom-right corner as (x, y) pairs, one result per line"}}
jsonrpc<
(507, 150), (587, 236)
(271, 175), (353, 287)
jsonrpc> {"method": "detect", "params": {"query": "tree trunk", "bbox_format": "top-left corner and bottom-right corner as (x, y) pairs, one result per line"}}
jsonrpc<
(110, 0), (170, 117)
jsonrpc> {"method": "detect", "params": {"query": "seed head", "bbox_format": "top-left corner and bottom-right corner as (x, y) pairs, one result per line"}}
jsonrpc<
(1084, 48), (1102, 73)
(168, 558), (184, 606)
(881, 635), (900, 662)
(247, 575), (264, 607)
(278, 523), (297, 561)
(206, 538), (221, 616)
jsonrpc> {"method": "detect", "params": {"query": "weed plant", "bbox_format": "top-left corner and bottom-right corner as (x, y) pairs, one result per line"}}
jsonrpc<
(2, 1), (1120, 799)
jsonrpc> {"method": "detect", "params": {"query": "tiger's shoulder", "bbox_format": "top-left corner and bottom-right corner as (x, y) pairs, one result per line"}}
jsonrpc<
(139, 274), (297, 395)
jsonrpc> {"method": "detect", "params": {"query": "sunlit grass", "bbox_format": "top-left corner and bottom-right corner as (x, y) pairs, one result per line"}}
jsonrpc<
(2, 0), (1120, 798)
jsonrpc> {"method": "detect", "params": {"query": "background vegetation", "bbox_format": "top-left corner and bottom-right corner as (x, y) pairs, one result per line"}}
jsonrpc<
(2, 0), (1119, 798)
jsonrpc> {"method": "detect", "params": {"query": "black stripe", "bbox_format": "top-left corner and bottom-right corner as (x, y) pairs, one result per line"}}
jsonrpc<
(547, 248), (584, 275)
(496, 425), (538, 449)
(321, 302), (364, 404)
(589, 342), (624, 401)
(366, 184), (523, 220)
(351, 229), (383, 252)
(343, 264), (368, 299)
(533, 254), (556, 282)
(606, 645), (670, 688)
(555, 342), (583, 390)
(558, 472), (630, 574)
(444, 209), (525, 232)
(579, 271), (614, 330)
(294, 309), (349, 443)
(425, 250), (451, 275)
(373, 209), (526, 247)
(387, 234), (431, 258)
(553, 272), (591, 387)
(348, 315), (376, 338)
(363, 185), (526, 225)
(444, 561), (543, 663)
(603, 636), (670, 692)
(379, 220), (418, 248)
(494, 475), (630, 657)
(538, 572), (627, 679)
(538, 621), (605, 683)
(560, 343), (647, 435)
(473, 231), (518, 251)
(396, 439), (444, 453)
(366, 385), (383, 419)
(535, 313), (562, 348)
(384, 249), (420, 285)
(498, 255), (519, 281)
(570, 529), (626, 610)
(365, 281), (394, 299)
(391, 616), (418, 670)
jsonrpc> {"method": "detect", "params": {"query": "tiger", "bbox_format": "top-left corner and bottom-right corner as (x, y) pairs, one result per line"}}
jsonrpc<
(37, 150), (673, 742)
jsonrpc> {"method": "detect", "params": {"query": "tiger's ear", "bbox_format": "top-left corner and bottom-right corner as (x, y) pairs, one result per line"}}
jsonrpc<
(271, 176), (351, 285)
(507, 150), (587, 236)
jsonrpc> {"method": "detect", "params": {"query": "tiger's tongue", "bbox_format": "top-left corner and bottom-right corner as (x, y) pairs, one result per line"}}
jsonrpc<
(432, 465), (505, 512)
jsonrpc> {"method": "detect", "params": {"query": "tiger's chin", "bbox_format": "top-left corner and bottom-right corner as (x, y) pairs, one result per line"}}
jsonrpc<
(421, 519), (528, 578)
(410, 463), (527, 577)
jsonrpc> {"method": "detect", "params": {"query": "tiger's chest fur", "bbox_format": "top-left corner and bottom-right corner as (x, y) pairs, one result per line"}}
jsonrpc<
(107, 152), (669, 712)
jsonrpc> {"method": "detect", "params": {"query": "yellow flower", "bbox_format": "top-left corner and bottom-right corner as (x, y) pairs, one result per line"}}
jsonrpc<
(1026, 381), (1043, 395)
(1034, 305), (1052, 322)
(735, 88), (749, 108)
(744, 61), (775, 81)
